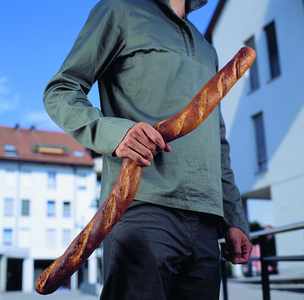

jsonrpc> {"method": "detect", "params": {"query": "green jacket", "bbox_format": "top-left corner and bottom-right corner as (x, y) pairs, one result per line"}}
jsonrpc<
(44, 0), (249, 237)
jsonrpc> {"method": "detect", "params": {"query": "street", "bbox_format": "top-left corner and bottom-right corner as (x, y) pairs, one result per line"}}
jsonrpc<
(1, 282), (304, 300)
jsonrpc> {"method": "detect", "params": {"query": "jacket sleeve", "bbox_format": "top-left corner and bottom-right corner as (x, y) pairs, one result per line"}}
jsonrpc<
(43, 1), (136, 155)
(219, 111), (251, 239)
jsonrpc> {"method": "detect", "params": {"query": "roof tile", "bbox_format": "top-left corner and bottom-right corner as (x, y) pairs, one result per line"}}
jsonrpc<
(0, 126), (94, 167)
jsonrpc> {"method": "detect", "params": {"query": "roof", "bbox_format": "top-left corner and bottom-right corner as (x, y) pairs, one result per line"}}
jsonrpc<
(204, 0), (227, 44)
(0, 125), (94, 167)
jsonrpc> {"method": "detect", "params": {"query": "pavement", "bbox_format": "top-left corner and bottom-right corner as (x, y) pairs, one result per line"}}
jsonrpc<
(219, 280), (304, 300)
(1, 281), (304, 300)
(0, 289), (99, 300)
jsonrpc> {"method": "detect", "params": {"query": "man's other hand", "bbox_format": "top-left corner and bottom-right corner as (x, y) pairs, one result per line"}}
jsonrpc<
(223, 227), (252, 264)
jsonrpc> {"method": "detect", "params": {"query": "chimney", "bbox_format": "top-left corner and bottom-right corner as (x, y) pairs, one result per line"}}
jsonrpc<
(30, 125), (36, 134)
(14, 124), (20, 133)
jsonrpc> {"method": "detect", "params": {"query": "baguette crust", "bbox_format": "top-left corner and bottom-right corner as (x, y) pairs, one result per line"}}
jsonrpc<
(35, 47), (255, 295)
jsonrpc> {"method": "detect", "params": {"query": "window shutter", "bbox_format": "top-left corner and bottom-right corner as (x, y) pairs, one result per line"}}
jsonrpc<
(265, 21), (281, 79)
(245, 36), (259, 91)
(21, 199), (30, 216)
(253, 112), (267, 171)
(4, 198), (14, 216)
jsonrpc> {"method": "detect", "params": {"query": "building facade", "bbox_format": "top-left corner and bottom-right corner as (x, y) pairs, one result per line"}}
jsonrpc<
(206, 0), (304, 275)
(0, 125), (99, 292)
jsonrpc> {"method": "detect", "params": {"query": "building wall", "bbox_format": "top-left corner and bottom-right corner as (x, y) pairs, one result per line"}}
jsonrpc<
(0, 160), (97, 291)
(211, 0), (304, 274)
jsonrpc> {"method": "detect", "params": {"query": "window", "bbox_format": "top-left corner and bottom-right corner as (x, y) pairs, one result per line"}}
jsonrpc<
(4, 198), (13, 216)
(73, 151), (85, 157)
(3, 145), (17, 156)
(46, 229), (56, 248)
(47, 172), (56, 189)
(3, 229), (13, 245)
(245, 36), (259, 91)
(63, 201), (71, 217)
(47, 201), (56, 217)
(62, 229), (71, 247)
(252, 112), (267, 172)
(32, 144), (68, 155)
(264, 21), (281, 79)
(21, 199), (30, 216)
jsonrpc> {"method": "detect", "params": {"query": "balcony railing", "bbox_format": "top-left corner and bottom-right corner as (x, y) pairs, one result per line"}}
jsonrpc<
(219, 221), (304, 300)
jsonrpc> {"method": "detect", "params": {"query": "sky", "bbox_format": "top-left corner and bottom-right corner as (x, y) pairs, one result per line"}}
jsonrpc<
(0, 0), (219, 132)
(0, 1), (274, 226)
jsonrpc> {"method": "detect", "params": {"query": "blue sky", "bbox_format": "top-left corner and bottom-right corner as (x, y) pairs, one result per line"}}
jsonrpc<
(0, 0), (219, 131)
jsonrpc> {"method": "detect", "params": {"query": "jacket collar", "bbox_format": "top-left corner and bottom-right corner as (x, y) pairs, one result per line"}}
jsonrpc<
(156, 0), (208, 15)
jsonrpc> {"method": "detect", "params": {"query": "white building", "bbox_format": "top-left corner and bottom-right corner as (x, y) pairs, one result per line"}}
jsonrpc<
(0, 125), (100, 292)
(205, 0), (304, 275)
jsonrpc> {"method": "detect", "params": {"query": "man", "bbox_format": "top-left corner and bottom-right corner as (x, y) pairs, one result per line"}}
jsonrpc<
(44, 0), (252, 299)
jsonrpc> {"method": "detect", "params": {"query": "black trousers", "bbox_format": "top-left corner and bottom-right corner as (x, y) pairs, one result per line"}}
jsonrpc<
(100, 200), (221, 300)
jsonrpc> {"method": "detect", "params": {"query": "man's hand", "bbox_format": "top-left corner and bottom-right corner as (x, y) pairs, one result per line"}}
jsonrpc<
(223, 227), (252, 264)
(115, 122), (171, 167)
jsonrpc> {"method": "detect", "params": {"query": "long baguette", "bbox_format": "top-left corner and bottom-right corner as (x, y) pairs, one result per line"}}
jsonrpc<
(35, 47), (255, 295)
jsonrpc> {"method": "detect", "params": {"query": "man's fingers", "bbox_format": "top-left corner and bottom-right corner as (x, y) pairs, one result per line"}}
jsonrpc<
(127, 123), (162, 154)
(239, 242), (252, 264)
(224, 227), (253, 265)
(225, 245), (242, 264)
(127, 150), (151, 167)
(164, 143), (172, 152)
(115, 122), (171, 167)
(122, 134), (155, 160)
(140, 123), (171, 153)
(139, 122), (167, 152)
(115, 137), (152, 167)
(231, 237), (242, 264)
(222, 249), (232, 262)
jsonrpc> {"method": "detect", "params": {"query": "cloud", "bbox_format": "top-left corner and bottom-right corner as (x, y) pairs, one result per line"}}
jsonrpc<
(0, 77), (20, 114)
(0, 77), (61, 131)
(23, 110), (50, 123)
(22, 110), (62, 131)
